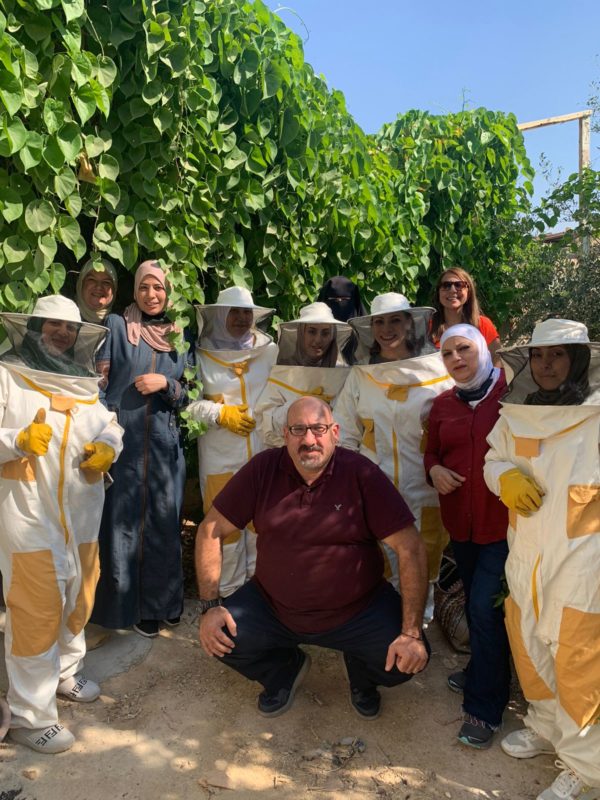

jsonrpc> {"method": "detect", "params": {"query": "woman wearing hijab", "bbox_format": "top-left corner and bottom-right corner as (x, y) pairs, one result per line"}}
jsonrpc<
(75, 259), (118, 324)
(334, 293), (454, 619)
(90, 261), (193, 639)
(425, 324), (509, 749)
(255, 302), (351, 447)
(188, 286), (277, 596)
(0, 296), (123, 753)
(484, 319), (600, 800)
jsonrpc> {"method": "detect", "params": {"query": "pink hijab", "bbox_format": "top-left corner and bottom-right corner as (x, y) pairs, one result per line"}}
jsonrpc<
(123, 260), (179, 352)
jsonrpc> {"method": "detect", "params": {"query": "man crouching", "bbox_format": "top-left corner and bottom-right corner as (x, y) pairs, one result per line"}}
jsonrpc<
(196, 396), (429, 719)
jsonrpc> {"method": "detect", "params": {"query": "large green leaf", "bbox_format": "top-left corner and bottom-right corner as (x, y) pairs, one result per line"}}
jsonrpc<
(72, 83), (96, 124)
(0, 188), (23, 223)
(61, 0), (85, 23)
(3, 117), (28, 154)
(84, 134), (107, 158)
(71, 52), (93, 86)
(98, 153), (119, 180)
(49, 262), (67, 292)
(19, 131), (43, 170)
(0, 71), (23, 116)
(57, 122), (82, 161)
(57, 214), (80, 250)
(25, 200), (56, 233)
(64, 191), (82, 218)
(35, 234), (58, 267)
(96, 55), (117, 88)
(43, 98), (67, 134)
(43, 134), (65, 170)
(98, 177), (120, 210)
(3, 235), (30, 263)
(54, 167), (77, 200)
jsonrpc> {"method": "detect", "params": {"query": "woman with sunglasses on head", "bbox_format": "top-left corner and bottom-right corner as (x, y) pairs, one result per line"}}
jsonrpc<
(425, 324), (509, 750)
(334, 293), (454, 621)
(432, 268), (501, 366)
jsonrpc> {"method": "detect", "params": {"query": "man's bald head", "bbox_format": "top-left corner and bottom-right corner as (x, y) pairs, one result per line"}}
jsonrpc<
(286, 396), (332, 427)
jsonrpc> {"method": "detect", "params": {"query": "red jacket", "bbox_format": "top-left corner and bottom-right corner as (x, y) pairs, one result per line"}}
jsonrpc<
(424, 373), (508, 544)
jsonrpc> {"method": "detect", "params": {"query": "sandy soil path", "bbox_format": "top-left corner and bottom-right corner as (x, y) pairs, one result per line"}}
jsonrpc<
(0, 604), (558, 800)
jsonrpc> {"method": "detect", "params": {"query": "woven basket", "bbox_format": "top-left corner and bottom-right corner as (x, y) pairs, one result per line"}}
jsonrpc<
(434, 553), (470, 654)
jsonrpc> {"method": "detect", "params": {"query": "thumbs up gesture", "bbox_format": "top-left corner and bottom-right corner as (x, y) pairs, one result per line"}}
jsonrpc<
(16, 408), (53, 456)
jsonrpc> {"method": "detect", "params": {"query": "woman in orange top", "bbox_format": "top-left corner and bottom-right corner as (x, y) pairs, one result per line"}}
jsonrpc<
(431, 267), (501, 365)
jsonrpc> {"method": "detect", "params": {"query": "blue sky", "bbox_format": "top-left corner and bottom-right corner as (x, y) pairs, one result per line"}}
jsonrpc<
(266, 0), (599, 206)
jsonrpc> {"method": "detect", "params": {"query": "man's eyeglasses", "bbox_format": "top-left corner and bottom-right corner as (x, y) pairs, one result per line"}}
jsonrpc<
(287, 423), (334, 437)
(440, 280), (468, 292)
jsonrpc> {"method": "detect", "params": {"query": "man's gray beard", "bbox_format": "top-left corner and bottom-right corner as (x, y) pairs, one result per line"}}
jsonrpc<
(299, 450), (329, 471)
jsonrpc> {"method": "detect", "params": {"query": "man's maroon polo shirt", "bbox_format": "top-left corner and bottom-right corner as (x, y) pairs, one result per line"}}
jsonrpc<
(212, 446), (415, 633)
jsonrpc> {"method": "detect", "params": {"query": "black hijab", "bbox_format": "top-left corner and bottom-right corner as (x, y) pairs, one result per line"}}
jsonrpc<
(524, 344), (591, 406)
(317, 276), (366, 322)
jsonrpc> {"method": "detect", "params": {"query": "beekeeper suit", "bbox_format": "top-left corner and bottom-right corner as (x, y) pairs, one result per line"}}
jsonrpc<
(0, 296), (123, 753)
(334, 293), (453, 611)
(188, 287), (277, 596)
(484, 319), (600, 794)
(255, 302), (351, 447)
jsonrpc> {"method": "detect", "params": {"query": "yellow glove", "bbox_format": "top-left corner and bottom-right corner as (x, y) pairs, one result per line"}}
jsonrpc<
(498, 467), (544, 517)
(16, 408), (52, 456)
(218, 404), (255, 437)
(80, 442), (116, 473)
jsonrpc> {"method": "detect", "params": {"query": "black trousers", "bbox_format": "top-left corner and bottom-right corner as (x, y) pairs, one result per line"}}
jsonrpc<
(218, 580), (430, 694)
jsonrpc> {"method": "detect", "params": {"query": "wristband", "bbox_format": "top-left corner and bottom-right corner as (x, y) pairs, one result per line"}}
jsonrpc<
(400, 631), (423, 641)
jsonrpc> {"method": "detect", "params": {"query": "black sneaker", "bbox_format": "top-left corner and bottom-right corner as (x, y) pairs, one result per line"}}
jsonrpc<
(133, 620), (159, 638)
(457, 715), (495, 749)
(257, 651), (311, 717)
(447, 670), (467, 694)
(163, 617), (181, 628)
(350, 687), (381, 720)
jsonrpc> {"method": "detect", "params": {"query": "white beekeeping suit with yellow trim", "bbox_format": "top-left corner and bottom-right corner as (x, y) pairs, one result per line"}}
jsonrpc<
(188, 286), (277, 596)
(0, 296), (123, 754)
(333, 293), (453, 619)
(484, 318), (600, 798)
(255, 302), (351, 448)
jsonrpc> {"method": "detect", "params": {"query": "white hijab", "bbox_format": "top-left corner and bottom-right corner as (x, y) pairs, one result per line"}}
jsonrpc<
(440, 323), (497, 393)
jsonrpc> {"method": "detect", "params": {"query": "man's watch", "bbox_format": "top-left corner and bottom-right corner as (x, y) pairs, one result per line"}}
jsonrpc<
(198, 597), (223, 615)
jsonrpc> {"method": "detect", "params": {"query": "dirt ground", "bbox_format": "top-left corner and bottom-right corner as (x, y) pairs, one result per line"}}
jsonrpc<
(0, 604), (559, 800)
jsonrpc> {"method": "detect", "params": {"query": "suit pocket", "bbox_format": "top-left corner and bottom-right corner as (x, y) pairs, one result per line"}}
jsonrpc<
(2, 457), (37, 481)
(7, 550), (62, 657)
(566, 484), (600, 539)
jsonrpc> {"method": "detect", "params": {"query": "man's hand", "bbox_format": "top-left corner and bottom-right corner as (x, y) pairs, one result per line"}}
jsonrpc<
(134, 373), (168, 395)
(198, 605), (237, 657)
(385, 634), (428, 675)
(429, 465), (466, 495)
